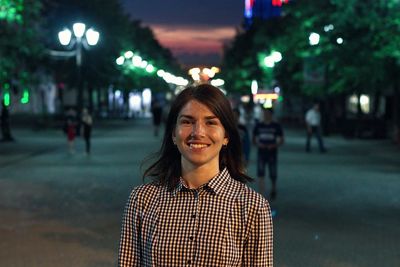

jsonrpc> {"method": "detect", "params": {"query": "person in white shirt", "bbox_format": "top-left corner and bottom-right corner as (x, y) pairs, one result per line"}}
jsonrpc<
(305, 103), (326, 153)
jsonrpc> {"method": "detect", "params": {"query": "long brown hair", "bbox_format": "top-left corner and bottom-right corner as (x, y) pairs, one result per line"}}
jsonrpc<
(142, 84), (252, 190)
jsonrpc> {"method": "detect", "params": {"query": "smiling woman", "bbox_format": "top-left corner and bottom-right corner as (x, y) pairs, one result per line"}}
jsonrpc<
(118, 84), (273, 267)
(143, 84), (249, 189)
(173, 97), (230, 188)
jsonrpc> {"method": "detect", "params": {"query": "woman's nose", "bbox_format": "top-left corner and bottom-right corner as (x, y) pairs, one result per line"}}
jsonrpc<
(191, 122), (205, 136)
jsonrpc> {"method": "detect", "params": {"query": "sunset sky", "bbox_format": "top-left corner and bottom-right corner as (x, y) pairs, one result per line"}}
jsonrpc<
(120, 0), (244, 67)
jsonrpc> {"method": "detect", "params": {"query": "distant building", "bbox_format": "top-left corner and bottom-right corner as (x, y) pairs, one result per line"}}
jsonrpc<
(244, 0), (289, 28)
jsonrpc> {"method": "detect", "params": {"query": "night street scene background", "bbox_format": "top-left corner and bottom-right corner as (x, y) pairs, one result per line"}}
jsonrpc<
(1, 0), (399, 266)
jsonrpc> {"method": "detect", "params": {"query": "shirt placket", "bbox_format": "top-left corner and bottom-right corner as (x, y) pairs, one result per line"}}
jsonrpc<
(185, 189), (201, 266)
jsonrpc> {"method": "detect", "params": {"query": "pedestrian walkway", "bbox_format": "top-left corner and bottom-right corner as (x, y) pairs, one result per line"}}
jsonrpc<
(0, 119), (399, 267)
(260, 129), (400, 267)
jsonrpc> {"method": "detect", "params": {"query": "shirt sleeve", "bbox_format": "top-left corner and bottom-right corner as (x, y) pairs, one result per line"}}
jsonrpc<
(118, 189), (142, 267)
(242, 199), (273, 266)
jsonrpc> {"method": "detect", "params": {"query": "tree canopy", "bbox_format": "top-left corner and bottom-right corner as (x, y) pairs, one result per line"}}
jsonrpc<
(0, 0), (44, 89)
(221, 0), (400, 98)
(0, 0), (184, 107)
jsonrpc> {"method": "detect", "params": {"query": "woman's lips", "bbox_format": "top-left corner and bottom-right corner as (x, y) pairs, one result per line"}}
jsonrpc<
(189, 143), (209, 149)
(186, 140), (211, 150)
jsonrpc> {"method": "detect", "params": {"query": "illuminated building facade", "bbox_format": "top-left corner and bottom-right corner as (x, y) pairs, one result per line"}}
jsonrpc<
(244, 0), (289, 28)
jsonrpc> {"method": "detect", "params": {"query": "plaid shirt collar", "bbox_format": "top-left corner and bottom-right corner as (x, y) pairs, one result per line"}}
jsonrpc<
(172, 167), (230, 197)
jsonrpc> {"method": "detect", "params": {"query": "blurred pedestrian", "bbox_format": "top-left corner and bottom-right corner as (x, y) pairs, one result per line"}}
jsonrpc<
(119, 84), (273, 266)
(253, 107), (284, 201)
(150, 97), (163, 136)
(305, 102), (327, 153)
(1, 101), (14, 142)
(64, 107), (77, 154)
(234, 108), (251, 167)
(81, 108), (93, 155)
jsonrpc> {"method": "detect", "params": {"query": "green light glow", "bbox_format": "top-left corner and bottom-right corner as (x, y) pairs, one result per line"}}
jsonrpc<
(20, 89), (29, 104)
(145, 64), (155, 73)
(0, 0), (24, 23)
(4, 92), (11, 106)
(117, 50), (188, 86)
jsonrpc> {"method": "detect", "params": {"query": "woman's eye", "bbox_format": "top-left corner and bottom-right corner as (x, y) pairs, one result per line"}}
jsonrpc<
(206, 120), (218, 125)
(180, 120), (191, 124)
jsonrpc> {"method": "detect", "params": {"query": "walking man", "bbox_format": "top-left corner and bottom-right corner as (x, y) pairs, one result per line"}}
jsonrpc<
(253, 107), (284, 201)
(305, 103), (327, 153)
(81, 108), (93, 155)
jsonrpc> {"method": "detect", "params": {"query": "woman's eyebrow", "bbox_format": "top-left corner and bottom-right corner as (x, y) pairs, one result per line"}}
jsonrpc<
(179, 114), (218, 120)
(205, 116), (218, 120)
(178, 114), (194, 119)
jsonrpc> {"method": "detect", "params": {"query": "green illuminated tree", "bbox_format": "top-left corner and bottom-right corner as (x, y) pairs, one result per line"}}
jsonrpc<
(222, 0), (400, 138)
(0, 0), (24, 23)
(221, 27), (258, 94)
(0, 0), (44, 88)
(221, 18), (287, 94)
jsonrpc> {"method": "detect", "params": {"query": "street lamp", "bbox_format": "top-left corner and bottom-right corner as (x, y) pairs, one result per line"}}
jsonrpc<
(309, 32), (320, 46)
(57, 22), (100, 112)
(263, 51), (282, 68)
(58, 22), (100, 67)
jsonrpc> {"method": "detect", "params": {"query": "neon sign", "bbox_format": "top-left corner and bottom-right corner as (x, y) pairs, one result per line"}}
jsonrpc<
(272, 0), (289, 7)
(244, 0), (255, 18)
(245, 0), (290, 18)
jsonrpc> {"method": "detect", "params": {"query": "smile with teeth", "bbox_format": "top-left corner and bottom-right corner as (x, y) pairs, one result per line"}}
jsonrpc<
(189, 143), (209, 149)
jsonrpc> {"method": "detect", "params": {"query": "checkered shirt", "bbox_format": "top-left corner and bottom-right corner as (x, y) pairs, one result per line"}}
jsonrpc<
(118, 168), (273, 266)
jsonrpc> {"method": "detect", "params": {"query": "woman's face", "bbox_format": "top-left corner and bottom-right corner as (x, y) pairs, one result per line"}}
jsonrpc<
(173, 100), (228, 171)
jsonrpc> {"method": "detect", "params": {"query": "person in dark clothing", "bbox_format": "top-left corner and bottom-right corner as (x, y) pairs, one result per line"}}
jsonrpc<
(64, 108), (77, 154)
(252, 107), (284, 201)
(1, 101), (14, 142)
(151, 98), (163, 136)
(234, 108), (251, 167)
(81, 108), (93, 155)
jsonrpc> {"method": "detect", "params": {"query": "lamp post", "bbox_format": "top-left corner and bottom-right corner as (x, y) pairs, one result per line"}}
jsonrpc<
(309, 32), (320, 46)
(57, 22), (100, 112)
(263, 51), (282, 68)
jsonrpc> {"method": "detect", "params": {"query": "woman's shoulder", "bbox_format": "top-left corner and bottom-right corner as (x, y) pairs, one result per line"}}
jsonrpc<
(129, 182), (163, 201)
(226, 178), (271, 231)
(229, 178), (269, 209)
(125, 182), (163, 210)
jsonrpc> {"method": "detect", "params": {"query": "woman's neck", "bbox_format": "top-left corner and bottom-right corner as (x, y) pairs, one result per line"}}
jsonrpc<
(181, 163), (220, 189)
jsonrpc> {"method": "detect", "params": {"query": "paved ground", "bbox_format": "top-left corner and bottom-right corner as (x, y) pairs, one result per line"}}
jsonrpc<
(0, 118), (399, 267)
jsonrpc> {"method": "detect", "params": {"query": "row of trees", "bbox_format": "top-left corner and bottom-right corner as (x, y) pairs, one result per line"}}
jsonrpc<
(221, 0), (400, 138)
(0, 0), (184, 113)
